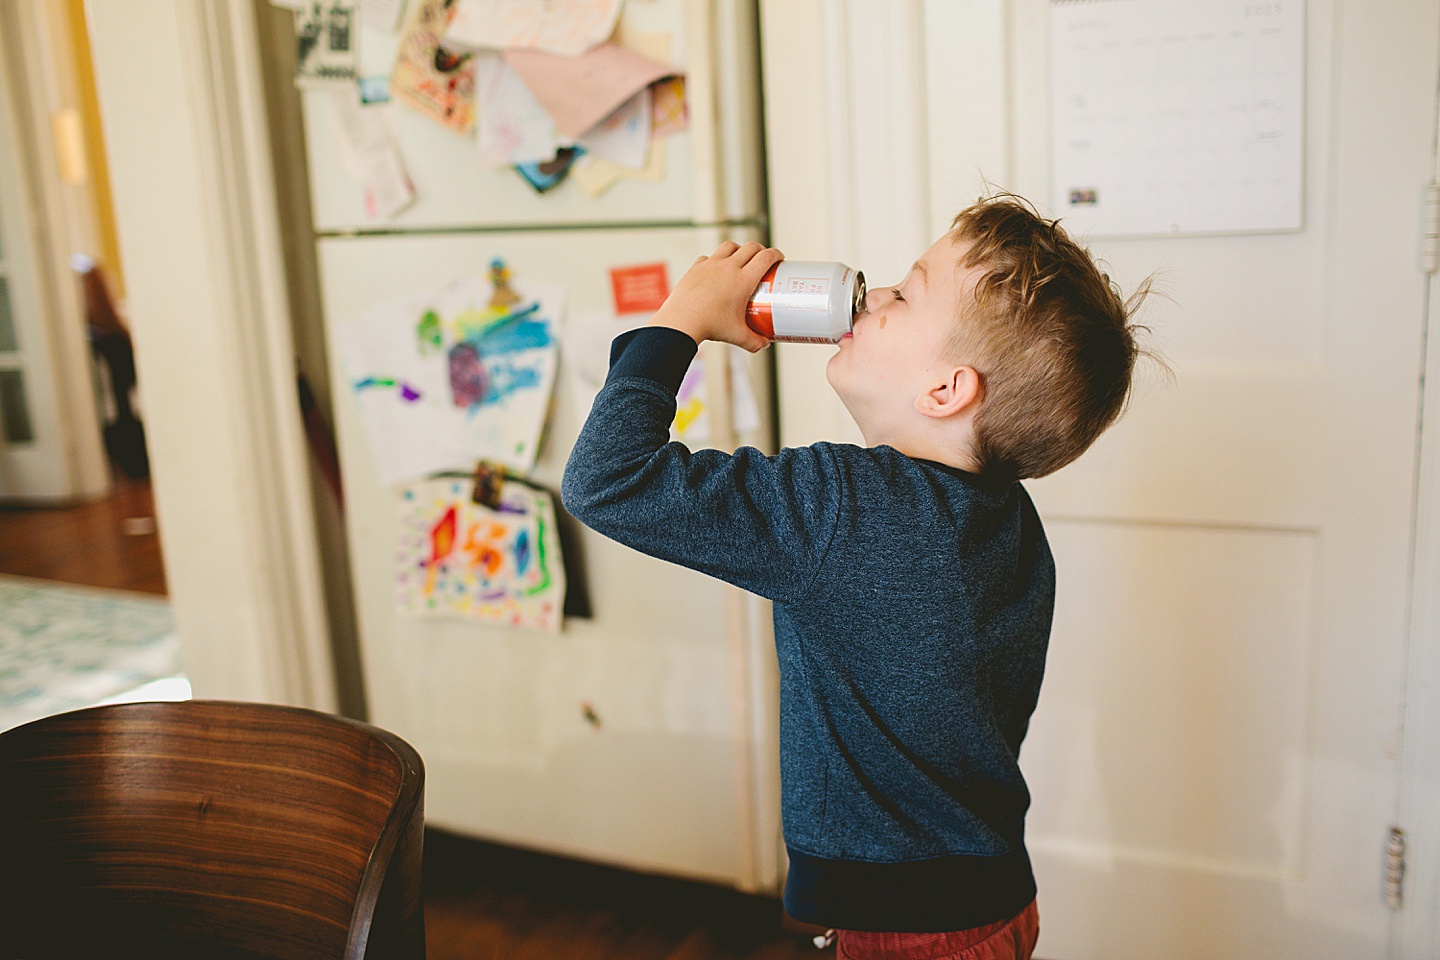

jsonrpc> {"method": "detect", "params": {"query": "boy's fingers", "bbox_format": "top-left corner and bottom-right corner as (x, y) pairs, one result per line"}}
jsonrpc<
(743, 246), (785, 280)
(732, 240), (767, 264)
(711, 240), (741, 258)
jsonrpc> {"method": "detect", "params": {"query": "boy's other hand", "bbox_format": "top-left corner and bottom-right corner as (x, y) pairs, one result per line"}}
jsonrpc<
(650, 241), (783, 352)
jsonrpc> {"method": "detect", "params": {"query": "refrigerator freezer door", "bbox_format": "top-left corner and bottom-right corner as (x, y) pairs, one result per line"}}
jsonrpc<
(320, 225), (778, 888)
(302, 1), (764, 232)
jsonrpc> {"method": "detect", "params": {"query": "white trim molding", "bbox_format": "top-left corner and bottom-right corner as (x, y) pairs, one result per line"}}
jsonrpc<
(1396, 231), (1440, 960)
(86, 0), (336, 710)
(1393, 30), (1440, 957)
(761, 0), (930, 450)
(921, 0), (1013, 232)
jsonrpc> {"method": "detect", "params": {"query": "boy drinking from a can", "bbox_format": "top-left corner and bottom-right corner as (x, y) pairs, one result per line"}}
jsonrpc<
(562, 194), (1152, 959)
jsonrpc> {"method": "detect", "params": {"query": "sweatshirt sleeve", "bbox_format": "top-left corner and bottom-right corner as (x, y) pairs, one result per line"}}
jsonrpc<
(561, 327), (842, 605)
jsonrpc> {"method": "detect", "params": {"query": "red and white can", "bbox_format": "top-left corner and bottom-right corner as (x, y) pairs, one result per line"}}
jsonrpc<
(746, 261), (866, 344)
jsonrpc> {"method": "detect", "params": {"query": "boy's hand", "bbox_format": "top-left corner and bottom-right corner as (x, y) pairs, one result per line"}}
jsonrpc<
(649, 241), (783, 352)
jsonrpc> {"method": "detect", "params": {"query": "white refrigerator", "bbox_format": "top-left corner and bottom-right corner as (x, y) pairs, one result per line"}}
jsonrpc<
(302, 0), (785, 893)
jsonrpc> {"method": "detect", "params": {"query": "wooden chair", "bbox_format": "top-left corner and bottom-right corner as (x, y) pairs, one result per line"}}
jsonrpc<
(0, 699), (425, 959)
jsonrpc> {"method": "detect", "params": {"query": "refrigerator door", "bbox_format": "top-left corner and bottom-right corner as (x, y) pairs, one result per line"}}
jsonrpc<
(320, 224), (779, 889)
(302, 0), (764, 232)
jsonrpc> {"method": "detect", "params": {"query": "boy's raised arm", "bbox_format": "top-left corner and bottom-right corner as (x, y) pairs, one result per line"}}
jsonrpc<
(561, 243), (841, 605)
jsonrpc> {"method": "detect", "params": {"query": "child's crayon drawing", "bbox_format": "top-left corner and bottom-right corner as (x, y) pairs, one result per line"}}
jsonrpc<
(395, 477), (565, 632)
(416, 309), (442, 352)
(338, 269), (564, 485)
(355, 376), (424, 402)
(437, 275), (560, 473)
(390, 0), (477, 133)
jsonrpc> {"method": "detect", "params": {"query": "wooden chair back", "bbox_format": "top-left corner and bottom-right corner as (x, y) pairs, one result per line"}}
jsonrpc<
(0, 699), (425, 959)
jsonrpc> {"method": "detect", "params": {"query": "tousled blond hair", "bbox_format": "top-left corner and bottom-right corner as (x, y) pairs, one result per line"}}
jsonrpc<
(948, 194), (1156, 480)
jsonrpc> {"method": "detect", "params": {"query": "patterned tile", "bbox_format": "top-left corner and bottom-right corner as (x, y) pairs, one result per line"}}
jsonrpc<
(0, 577), (182, 731)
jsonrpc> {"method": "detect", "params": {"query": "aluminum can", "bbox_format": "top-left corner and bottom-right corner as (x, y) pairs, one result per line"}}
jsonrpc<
(745, 261), (866, 344)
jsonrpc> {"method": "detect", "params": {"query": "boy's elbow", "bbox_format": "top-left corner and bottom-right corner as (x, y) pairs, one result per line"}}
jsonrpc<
(560, 456), (621, 529)
(559, 461), (595, 523)
(561, 455), (652, 539)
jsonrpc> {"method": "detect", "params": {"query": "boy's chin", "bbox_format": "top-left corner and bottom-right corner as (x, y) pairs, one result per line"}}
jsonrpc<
(824, 363), (852, 406)
(826, 360), (875, 425)
(827, 384), (869, 432)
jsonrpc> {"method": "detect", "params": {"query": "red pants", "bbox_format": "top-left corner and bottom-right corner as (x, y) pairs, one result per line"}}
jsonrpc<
(835, 900), (1039, 960)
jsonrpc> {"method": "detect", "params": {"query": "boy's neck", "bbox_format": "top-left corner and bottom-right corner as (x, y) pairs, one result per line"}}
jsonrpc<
(863, 424), (983, 474)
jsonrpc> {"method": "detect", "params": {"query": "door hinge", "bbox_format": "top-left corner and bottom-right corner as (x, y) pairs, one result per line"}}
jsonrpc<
(1424, 185), (1440, 275)
(1386, 826), (1407, 910)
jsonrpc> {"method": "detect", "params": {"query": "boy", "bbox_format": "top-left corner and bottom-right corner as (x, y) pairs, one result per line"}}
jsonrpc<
(562, 195), (1148, 959)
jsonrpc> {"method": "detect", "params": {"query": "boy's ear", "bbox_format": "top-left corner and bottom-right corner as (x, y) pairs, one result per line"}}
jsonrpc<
(915, 366), (983, 419)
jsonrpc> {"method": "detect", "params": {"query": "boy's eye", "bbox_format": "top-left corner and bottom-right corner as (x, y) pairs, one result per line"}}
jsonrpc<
(892, 288), (904, 302)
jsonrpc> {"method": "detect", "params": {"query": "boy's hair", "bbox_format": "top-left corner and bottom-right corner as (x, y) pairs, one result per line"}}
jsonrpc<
(947, 193), (1154, 481)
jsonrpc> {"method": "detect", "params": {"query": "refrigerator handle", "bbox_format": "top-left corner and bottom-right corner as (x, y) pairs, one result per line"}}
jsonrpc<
(699, 336), (764, 892)
(686, 0), (724, 223)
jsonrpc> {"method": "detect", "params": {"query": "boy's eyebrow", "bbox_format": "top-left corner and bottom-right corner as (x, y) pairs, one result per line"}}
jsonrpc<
(910, 260), (928, 289)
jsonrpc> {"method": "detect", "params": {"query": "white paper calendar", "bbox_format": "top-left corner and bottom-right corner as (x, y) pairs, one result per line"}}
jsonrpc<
(1049, 0), (1305, 237)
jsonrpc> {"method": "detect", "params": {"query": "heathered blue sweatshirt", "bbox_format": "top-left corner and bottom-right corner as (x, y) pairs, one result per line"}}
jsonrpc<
(561, 327), (1054, 932)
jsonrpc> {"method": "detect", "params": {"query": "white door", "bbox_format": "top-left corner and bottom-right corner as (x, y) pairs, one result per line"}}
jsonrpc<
(988, 3), (1431, 956)
(0, 9), (98, 502)
(763, 0), (1435, 955)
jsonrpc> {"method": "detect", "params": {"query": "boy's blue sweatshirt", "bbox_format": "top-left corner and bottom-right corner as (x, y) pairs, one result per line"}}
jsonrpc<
(561, 327), (1053, 932)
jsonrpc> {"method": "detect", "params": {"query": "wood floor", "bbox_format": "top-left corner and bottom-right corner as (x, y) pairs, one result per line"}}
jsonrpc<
(0, 472), (167, 595)
(0, 481), (822, 957)
(423, 829), (823, 960)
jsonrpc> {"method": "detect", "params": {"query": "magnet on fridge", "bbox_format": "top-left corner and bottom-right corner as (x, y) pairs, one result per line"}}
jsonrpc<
(513, 146), (584, 193)
(358, 75), (391, 104)
(470, 461), (505, 509)
(609, 262), (670, 315)
(488, 258), (522, 308)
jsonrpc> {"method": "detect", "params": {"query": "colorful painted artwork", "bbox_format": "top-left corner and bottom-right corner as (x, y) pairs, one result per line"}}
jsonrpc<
(562, 311), (760, 447)
(355, 376), (424, 402)
(443, 0), (623, 56)
(338, 271), (565, 486)
(416, 309), (442, 352)
(474, 51), (565, 168)
(650, 76), (688, 137)
(391, 0), (477, 134)
(437, 275), (560, 473)
(395, 477), (565, 632)
(674, 363), (707, 437)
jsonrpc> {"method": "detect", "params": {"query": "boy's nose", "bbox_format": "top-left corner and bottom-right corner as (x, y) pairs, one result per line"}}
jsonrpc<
(863, 287), (896, 313)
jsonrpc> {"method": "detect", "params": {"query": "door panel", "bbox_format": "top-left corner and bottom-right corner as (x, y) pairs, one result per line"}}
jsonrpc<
(765, 0), (1432, 949)
(918, 2), (1431, 955)
(1033, 520), (1318, 878)
(912, 1), (1434, 955)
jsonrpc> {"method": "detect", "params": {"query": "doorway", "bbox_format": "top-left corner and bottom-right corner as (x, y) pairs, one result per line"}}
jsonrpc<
(0, 0), (184, 732)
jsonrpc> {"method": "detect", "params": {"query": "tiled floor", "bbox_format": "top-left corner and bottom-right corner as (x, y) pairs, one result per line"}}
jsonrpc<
(0, 576), (181, 731)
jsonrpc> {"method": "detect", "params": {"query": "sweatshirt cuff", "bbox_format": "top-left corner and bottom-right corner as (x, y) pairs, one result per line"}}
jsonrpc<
(606, 326), (699, 396)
